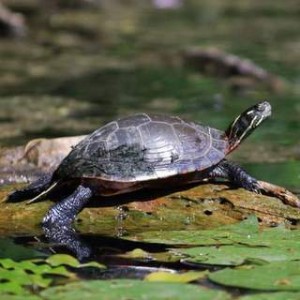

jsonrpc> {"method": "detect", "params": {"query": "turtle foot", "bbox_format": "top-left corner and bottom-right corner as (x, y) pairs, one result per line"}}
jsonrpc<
(209, 159), (261, 194)
(42, 185), (93, 260)
(43, 223), (92, 261)
(241, 178), (261, 194)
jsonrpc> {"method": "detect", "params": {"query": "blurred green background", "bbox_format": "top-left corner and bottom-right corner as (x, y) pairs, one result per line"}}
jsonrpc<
(0, 0), (299, 188)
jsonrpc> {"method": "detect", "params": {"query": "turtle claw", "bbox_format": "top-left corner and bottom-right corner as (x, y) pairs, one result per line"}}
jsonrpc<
(240, 178), (261, 194)
(252, 183), (262, 195)
(254, 189), (262, 195)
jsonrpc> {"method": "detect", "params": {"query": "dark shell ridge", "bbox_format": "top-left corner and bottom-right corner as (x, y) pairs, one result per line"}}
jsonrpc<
(55, 114), (228, 182)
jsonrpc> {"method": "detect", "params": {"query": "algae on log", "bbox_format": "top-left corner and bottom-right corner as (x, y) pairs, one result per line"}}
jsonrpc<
(1, 181), (300, 239)
(0, 136), (300, 238)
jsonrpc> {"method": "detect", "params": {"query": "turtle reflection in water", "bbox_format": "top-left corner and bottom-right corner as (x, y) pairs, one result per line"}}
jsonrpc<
(9, 101), (274, 259)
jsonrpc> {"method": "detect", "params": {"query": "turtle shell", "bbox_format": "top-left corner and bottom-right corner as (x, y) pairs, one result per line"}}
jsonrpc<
(55, 114), (228, 182)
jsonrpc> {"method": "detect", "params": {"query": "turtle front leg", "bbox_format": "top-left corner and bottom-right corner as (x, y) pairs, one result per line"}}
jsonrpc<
(208, 159), (260, 193)
(42, 185), (93, 260)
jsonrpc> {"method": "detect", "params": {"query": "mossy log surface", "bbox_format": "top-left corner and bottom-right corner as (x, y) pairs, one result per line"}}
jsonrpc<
(1, 182), (300, 239)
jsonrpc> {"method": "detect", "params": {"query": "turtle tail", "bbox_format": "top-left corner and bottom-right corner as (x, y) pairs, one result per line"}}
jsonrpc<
(7, 173), (57, 204)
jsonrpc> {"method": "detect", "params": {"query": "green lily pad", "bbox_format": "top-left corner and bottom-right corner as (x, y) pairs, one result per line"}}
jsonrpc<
(46, 254), (80, 268)
(209, 261), (300, 291)
(179, 223), (300, 266)
(46, 254), (105, 269)
(0, 254), (84, 296)
(127, 216), (260, 245)
(130, 216), (300, 248)
(0, 281), (26, 295)
(126, 217), (300, 266)
(240, 291), (300, 300)
(182, 242), (300, 266)
(123, 248), (151, 259)
(0, 296), (41, 300)
(0, 267), (51, 292)
(145, 271), (208, 283)
(41, 279), (231, 300)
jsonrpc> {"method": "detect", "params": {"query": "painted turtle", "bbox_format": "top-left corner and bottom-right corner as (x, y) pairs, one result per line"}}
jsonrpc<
(8, 101), (271, 256)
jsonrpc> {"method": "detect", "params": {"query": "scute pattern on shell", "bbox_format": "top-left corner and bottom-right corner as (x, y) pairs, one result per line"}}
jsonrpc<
(55, 114), (228, 182)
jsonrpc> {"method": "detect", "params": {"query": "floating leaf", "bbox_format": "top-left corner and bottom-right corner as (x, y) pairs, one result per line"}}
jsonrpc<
(240, 291), (300, 300)
(0, 267), (30, 285)
(181, 243), (300, 266)
(128, 216), (261, 246)
(79, 261), (105, 269)
(126, 217), (300, 266)
(0, 266), (51, 296)
(0, 295), (41, 300)
(145, 271), (208, 283)
(46, 254), (80, 268)
(0, 258), (69, 277)
(26, 273), (51, 288)
(179, 222), (300, 266)
(46, 254), (105, 269)
(0, 258), (23, 269)
(124, 248), (151, 258)
(120, 249), (180, 263)
(0, 255), (79, 296)
(209, 261), (300, 291)
(35, 265), (74, 277)
(0, 281), (24, 295)
(41, 279), (231, 300)
(129, 216), (300, 250)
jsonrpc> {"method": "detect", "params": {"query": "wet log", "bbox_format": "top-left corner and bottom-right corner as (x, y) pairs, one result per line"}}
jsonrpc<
(0, 2), (27, 37)
(183, 47), (287, 94)
(1, 181), (300, 239)
(0, 136), (85, 184)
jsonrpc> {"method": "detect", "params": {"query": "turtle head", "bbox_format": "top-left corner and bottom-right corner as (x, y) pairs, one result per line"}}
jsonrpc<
(226, 101), (272, 152)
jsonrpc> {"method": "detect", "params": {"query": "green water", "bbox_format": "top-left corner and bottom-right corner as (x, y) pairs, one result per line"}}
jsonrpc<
(244, 161), (300, 194)
(0, 1), (299, 191)
(0, 8), (298, 185)
(0, 0), (298, 187)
